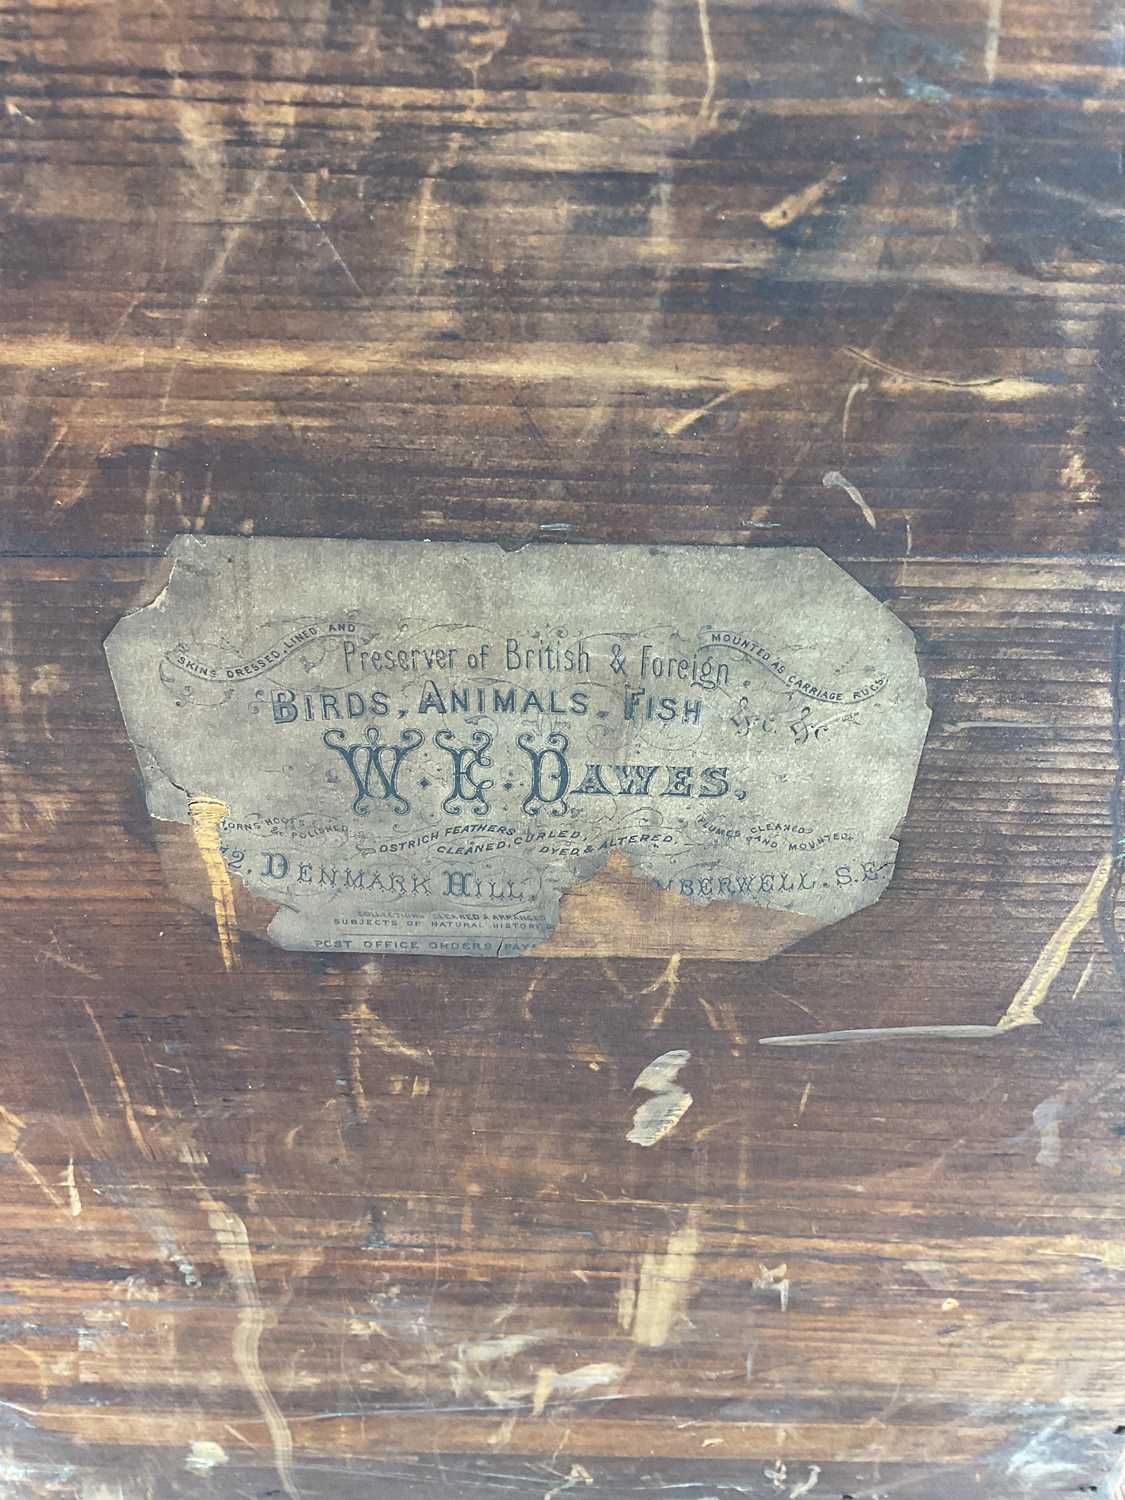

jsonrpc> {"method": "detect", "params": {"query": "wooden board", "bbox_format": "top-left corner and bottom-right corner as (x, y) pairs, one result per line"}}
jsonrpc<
(1, 0), (1124, 1496)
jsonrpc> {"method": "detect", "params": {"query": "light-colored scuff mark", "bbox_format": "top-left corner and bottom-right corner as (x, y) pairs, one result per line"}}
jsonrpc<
(1005, 1417), (1084, 1486)
(460, 1332), (544, 1365)
(742, 506), (781, 530)
(0, 1451), (75, 1491)
(984, 0), (1003, 83)
(996, 853), (1110, 1030)
(1101, 1445), (1125, 1500)
(544, 1463), (594, 1500)
(345, 997), (429, 1119)
(63, 1155), (81, 1217)
(695, 0), (718, 127)
(199, 1191), (301, 1500)
(705, 996), (746, 1049)
(1071, 954), (1096, 1002)
(81, 1001), (153, 1157)
(489, 1411), (518, 1449)
(765, 1459), (787, 1490)
(346, 998), (427, 1062)
(644, 953), (682, 1027)
(1032, 1094), (1064, 1167)
(945, 720), (1053, 732)
(528, 1364), (621, 1417)
(822, 470), (876, 529)
(6, 333), (794, 397)
(573, 1041), (607, 1071)
(753, 1262), (790, 1312)
(761, 854), (1110, 1046)
(185, 1440), (229, 1473)
(664, 384), (752, 436)
(451, 1330), (550, 1401)
(483, 1362), (621, 1414)
(841, 378), (868, 444)
(761, 1022), (1017, 1046)
(0, 1103), (67, 1212)
(173, 476), (211, 534)
(170, 1251), (202, 1288)
(628, 1049), (693, 1146)
(1061, 447), (1099, 506)
(762, 169), (844, 231)
(790, 1466), (821, 1499)
(188, 795), (241, 972)
(520, 969), (541, 1024)
(618, 1215), (700, 1347)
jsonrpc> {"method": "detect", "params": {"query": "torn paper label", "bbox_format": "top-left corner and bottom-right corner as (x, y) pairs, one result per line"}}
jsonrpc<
(104, 538), (930, 959)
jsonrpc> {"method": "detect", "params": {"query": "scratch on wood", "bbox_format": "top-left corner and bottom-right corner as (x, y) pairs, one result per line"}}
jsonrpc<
(529, 1364), (621, 1417)
(995, 853), (1111, 1030)
(185, 1440), (229, 1473)
(944, 720), (1053, 732)
(8, 928), (101, 980)
(188, 795), (241, 972)
(1031, 1094), (1064, 1167)
(643, 953), (682, 1027)
(520, 968), (542, 1024)
(345, 998), (429, 1118)
(27, 422), (68, 485)
(789, 1465), (820, 1498)
(8, 1341), (49, 1398)
(664, 385), (749, 436)
(141, 168), (269, 540)
(198, 1190), (301, 1500)
(0, 1103), (67, 1212)
(1070, 953), (1096, 1002)
(761, 168), (844, 230)
(753, 1262), (790, 1311)
(841, 377), (868, 444)
(822, 470), (876, 529)
(81, 1001), (153, 1157)
(628, 1049), (693, 1146)
(1046, 1234), (1125, 1271)
(984, 0), (1003, 82)
(460, 1332), (544, 1366)
(618, 1215), (700, 1347)
(1061, 443), (1099, 506)
(695, 0), (718, 126)
(761, 854), (1111, 1045)
(64, 1043), (105, 1138)
(697, 994), (745, 1049)
(844, 345), (1009, 390)
(63, 1154), (81, 1216)
(544, 1463), (594, 1500)
(289, 185), (371, 305)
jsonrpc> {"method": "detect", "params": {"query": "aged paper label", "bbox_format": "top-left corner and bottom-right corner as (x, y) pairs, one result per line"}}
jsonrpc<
(105, 538), (930, 958)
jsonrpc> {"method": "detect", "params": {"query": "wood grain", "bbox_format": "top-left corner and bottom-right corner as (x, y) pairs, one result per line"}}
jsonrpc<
(2, 0), (1124, 1495)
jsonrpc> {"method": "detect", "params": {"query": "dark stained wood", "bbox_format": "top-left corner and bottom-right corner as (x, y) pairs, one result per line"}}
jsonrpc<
(1, 0), (1124, 1496)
